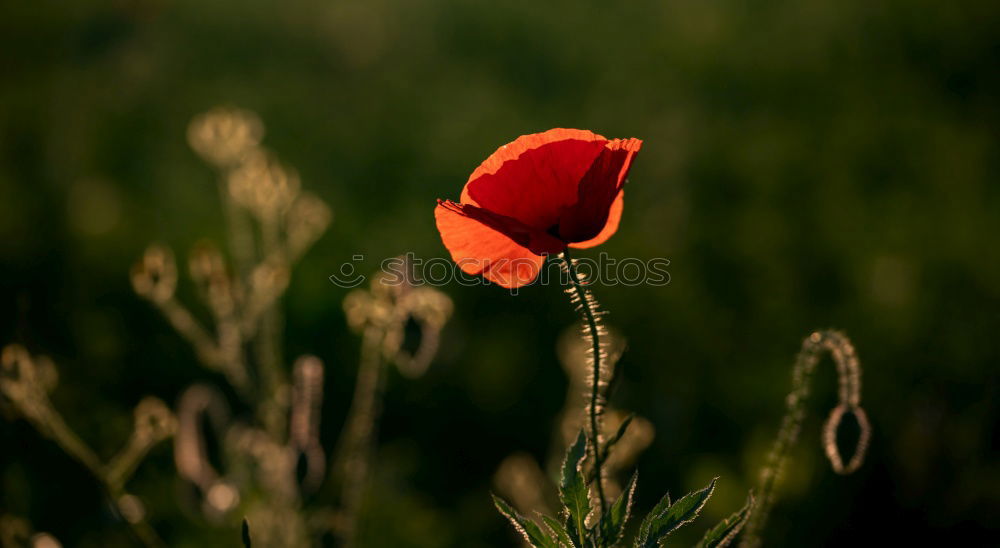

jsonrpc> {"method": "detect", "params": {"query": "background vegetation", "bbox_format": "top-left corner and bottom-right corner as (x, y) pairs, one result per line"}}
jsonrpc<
(1, 0), (997, 545)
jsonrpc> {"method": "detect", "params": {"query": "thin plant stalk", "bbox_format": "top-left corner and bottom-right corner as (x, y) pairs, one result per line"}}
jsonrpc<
(27, 407), (164, 547)
(561, 248), (608, 519)
(335, 324), (388, 546)
(217, 177), (255, 280)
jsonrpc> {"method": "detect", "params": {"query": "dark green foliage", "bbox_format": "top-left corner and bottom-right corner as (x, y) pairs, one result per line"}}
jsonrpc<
(600, 471), (638, 544)
(635, 479), (716, 548)
(559, 430), (591, 546)
(542, 515), (575, 547)
(494, 425), (751, 548)
(695, 493), (754, 548)
(492, 495), (557, 548)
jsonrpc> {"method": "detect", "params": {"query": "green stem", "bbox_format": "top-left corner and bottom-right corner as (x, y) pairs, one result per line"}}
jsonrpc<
(561, 249), (607, 520)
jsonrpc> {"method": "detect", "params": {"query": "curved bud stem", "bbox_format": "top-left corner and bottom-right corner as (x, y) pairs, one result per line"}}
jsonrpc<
(741, 330), (870, 548)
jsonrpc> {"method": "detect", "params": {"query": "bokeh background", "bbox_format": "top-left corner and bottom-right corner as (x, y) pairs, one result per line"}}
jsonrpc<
(2, 0), (998, 546)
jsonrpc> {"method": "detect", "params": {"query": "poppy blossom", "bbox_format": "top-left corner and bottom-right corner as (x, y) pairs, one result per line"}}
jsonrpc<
(435, 128), (642, 288)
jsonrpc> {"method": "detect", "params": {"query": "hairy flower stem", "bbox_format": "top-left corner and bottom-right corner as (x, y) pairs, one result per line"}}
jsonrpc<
(561, 249), (608, 519)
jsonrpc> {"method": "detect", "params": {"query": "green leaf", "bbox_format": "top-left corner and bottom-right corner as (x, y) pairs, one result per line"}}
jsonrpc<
(695, 491), (755, 548)
(635, 491), (670, 544)
(241, 517), (252, 548)
(635, 477), (717, 548)
(492, 494), (557, 548)
(559, 430), (591, 547)
(600, 413), (635, 461)
(541, 514), (576, 547)
(600, 471), (638, 544)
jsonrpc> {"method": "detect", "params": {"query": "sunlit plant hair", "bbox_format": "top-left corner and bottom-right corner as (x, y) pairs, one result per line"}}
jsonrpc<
(740, 330), (871, 548)
(494, 326), (655, 520)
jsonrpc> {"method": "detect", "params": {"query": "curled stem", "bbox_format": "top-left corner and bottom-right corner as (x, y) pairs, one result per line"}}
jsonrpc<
(740, 329), (871, 548)
(560, 249), (608, 520)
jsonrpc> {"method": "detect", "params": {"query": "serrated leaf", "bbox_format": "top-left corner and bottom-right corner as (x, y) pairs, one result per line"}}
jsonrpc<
(600, 414), (635, 461)
(635, 477), (717, 548)
(600, 471), (638, 544)
(559, 430), (591, 547)
(493, 494), (558, 548)
(541, 514), (576, 547)
(635, 491), (670, 545)
(695, 491), (755, 548)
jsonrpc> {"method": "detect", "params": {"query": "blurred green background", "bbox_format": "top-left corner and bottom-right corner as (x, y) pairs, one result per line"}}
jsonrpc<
(2, 0), (998, 546)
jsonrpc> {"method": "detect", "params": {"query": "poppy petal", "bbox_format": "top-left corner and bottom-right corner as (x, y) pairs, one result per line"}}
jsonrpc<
(461, 129), (609, 230)
(557, 137), (641, 243)
(569, 190), (623, 249)
(435, 201), (553, 289)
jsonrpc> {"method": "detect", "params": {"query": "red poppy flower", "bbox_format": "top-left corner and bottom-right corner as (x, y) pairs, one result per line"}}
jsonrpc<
(435, 128), (642, 288)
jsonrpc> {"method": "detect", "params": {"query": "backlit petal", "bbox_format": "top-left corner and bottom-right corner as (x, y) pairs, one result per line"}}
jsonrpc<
(557, 138), (641, 243)
(434, 201), (551, 289)
(569, 190), (623, 249)
(461, 129), (608, 230)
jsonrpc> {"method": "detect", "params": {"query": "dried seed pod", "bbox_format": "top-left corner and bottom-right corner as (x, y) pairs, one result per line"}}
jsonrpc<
(228, 150), (300, 220)
(188, 241), (238, 318)
(133, 397), (177, 444)
(286, 192), (332, 259)
(130, 245), (177, 304)
(249, 260), (290, 298)
(188, 240), (227, 286)
(187, 106), (264, 168)
(342, 290), (375, 333)
(0, 345), (49, 417)
(1, 344), (35, 387)
(392, 287), (453, 378)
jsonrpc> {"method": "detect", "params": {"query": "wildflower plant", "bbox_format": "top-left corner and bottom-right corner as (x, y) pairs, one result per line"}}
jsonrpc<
(131, 106), (332, 545)
(133, 107), (452, 546)
(435, 129), (869, 547)
(435, 129), (755, 547)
